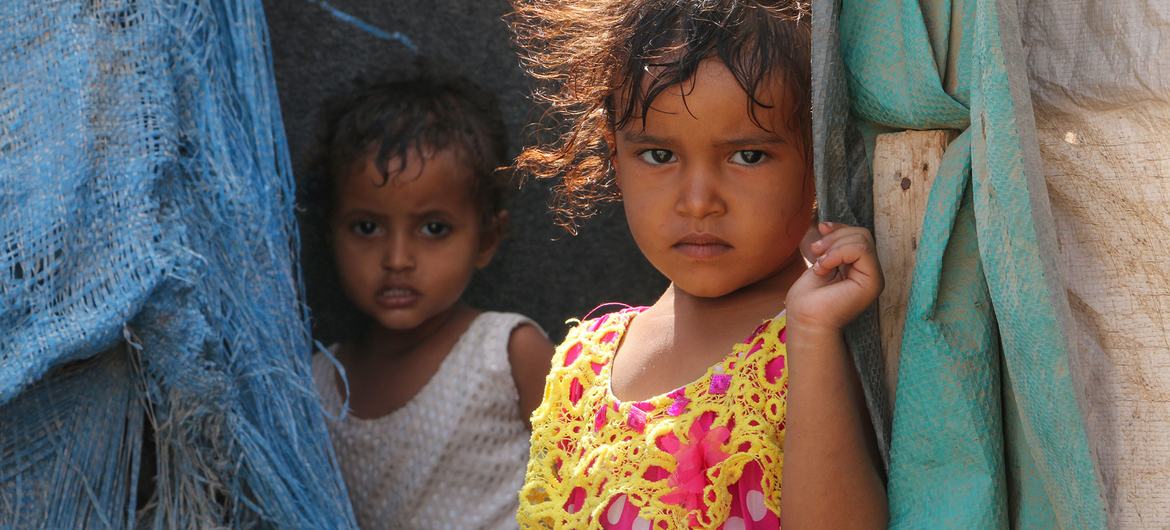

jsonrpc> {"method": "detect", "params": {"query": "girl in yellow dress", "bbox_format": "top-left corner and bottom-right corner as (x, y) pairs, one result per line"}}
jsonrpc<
(509, 1), (888, 528)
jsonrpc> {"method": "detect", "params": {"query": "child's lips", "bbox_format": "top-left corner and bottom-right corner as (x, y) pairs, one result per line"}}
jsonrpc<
(672, 233), (732, 259)
(375, 286), (419, 308)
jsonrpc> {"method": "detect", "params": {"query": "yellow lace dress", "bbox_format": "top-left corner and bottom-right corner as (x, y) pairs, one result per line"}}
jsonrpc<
(518, 307), (789, 529)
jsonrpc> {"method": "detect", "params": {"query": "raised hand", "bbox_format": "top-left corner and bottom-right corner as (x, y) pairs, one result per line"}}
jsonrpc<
(785, 222), (884, 331)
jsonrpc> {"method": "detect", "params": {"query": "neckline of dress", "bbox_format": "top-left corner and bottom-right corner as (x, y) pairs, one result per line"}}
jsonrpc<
(328, 311), (491, 425)
(602, 308), (786, 408)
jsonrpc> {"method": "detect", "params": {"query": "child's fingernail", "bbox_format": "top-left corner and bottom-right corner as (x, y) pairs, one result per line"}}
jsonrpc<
(811, 239), (824, 250)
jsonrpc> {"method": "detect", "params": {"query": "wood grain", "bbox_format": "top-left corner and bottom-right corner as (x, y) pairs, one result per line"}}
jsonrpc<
(872, 130), (956, 408)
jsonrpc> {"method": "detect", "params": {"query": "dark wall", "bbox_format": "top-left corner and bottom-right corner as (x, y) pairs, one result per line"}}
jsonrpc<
(263, 1), (667, 341)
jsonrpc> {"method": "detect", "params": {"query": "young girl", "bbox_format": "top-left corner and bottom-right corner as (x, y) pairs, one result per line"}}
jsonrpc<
(301, 72), (554, 529)
(509, 1), (887, 528)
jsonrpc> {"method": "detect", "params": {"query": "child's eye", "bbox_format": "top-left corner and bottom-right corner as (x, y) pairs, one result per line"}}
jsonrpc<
(730, 150), (768, 165)
(638, 149), (676, 165)
(420, 221), (451, 238)
(350, 220), (380, 236)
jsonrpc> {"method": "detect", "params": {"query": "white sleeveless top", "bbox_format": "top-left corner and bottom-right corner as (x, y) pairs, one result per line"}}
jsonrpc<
(312, 312), (539, 530)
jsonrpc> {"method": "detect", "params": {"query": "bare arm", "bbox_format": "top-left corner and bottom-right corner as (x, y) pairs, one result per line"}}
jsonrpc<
(508, 323), (555, 428)
(781, 222), (888, 528)
(781, 324), (887, 528)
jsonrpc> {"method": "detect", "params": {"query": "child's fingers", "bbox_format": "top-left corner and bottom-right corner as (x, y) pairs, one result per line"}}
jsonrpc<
(814, 240), (869, 271)
(813, 235), (880, 278)
(816, 220), (846, 237)
(808, 225), (873, 257)
(799, 223), (822, 263)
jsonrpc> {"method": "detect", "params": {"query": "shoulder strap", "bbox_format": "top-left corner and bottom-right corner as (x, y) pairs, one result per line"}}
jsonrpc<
(310, 350), (345, 418)
(473, 312), (544, 374)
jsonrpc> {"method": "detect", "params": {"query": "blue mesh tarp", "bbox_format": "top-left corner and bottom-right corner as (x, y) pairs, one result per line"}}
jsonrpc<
(0, 1), (356, 527)
(812, 0), (1106, 527)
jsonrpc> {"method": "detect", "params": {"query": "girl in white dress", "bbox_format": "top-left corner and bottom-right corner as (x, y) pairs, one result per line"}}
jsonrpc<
(301, 72), (553, 530)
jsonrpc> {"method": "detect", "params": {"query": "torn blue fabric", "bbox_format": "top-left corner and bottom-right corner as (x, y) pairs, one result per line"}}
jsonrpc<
(0, 1), (356, 527)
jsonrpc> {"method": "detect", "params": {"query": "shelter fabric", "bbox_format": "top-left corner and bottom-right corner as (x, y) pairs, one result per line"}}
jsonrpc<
(811, 0), (1106, 527)
(1021, 1), (1170, 526)
(0, 1), (356, 527)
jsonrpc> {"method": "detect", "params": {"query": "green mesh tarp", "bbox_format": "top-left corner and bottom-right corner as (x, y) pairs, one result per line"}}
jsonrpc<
(812, 0), (1107, 527)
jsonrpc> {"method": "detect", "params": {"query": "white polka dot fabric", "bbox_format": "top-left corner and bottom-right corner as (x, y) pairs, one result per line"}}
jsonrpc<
(313, 312), (538, 529)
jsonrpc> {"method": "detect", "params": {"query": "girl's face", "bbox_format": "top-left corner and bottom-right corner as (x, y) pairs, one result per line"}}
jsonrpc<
(612, 58), (814, 299)
(330, 147), (499, 332)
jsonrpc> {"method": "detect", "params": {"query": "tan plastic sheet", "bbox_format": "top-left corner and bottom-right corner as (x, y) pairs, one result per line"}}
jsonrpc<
(1021, 1), (1170, 526)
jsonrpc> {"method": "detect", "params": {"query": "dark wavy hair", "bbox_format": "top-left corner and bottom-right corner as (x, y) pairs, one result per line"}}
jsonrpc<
(508, 0), (811, 233)
(299, 68), (509, 343)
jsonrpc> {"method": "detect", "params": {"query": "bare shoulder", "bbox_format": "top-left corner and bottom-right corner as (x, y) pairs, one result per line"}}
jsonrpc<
(507, 323), (554, 383)
(507, 322), (555, 426)
(508, 323), (554, 363)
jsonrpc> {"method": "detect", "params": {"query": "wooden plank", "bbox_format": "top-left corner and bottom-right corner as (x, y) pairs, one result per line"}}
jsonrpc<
(873, 130), (955, 407)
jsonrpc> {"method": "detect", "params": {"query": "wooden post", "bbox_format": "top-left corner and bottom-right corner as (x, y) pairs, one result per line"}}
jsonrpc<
(873, 130), (955, 408)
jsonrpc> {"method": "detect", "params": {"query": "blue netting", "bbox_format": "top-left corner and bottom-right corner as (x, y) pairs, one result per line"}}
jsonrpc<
(0, 1), (356, 527)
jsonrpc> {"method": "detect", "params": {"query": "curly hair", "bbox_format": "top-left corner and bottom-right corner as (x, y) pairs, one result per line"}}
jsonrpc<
(508, 0), (811, 233)
(299, 67), (509, 343)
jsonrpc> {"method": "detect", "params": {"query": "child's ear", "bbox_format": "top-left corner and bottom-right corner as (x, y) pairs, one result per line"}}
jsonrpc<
(475, 210), (509, 269)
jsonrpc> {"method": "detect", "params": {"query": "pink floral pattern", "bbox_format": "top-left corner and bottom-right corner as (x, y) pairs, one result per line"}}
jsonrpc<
(598, 459), (780, 529)
(659, 411), (731, 512)
(519, 308), (789, 529)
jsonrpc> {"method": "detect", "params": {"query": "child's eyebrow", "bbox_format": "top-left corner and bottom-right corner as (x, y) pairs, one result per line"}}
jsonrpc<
(621, 130), (787, 147)
(413, 208), (454, 219)
(619, 131), (672, 145)
(717, 133), (787, 147)
(338, 208), (386, 220)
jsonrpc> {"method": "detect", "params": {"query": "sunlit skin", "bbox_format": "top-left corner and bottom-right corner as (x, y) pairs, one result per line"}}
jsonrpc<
(615, 78), (814, 302)
(328, 147), (552, 422)
(609, 58), (815, 400)
(608, 58), (888, 528)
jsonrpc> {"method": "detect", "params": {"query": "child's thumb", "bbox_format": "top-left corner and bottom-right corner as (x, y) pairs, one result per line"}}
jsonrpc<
(798, 224), (820, 263)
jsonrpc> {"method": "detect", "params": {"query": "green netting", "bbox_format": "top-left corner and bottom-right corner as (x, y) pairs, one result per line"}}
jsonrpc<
(812, 0), (1107, 527)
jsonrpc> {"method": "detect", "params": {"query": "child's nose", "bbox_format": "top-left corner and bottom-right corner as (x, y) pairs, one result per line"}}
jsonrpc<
(675, 163), (727, 219)
(381, 234), (415, 271)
